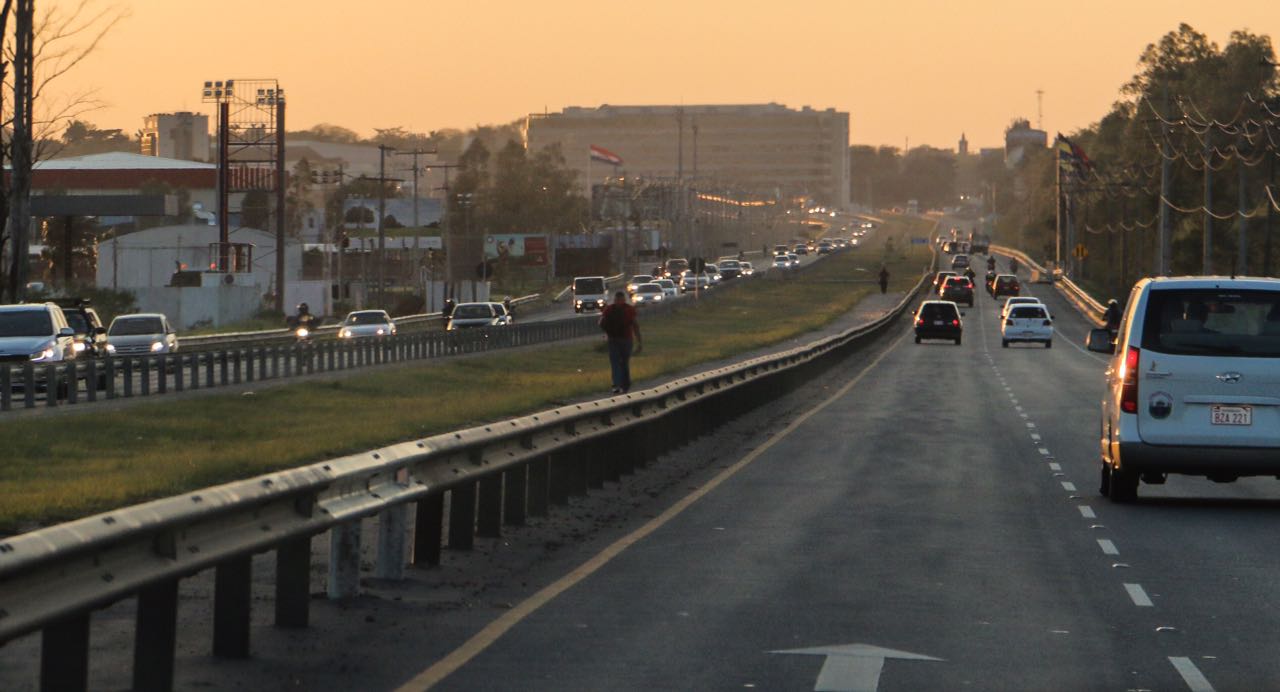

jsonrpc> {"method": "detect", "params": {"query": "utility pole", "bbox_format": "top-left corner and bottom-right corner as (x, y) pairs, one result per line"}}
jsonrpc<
(1157, 88), (1173, 276)
(1238, 136), (1249, 276)
(1202, 133), (1213, 275)
(1266, 150), (1277, 276)
(692, 117), (699, 180)
(376, 144), (393, 308)
(676, 106), (685, 181)
(395, 148), (436, 301)
(1120, 192), (1130, 293)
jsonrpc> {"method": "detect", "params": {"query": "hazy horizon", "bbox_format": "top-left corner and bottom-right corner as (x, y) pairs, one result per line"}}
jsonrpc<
(51, 0), (1280, 150)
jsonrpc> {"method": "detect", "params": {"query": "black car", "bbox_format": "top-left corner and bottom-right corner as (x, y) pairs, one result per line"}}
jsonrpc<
(914, 300), (963, 345)
(939, 276), (975, 307)
(55, 298), (108, 358)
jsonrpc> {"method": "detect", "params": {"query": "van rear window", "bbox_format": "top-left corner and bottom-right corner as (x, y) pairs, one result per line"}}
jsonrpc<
(1142, 289), (1280, 357)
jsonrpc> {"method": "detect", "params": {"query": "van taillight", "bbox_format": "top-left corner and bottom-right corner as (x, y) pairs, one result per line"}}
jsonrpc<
(1120, 346), (1140, 414)
(952, 319), (960, 327)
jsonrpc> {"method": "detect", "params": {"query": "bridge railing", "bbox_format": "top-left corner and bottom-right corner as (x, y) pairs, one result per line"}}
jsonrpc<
(990, 244), (1105, 326)
(0, 254), (930, 692)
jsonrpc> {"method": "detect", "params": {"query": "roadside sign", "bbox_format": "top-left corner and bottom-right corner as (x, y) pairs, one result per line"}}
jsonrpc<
(1073, 243), (1089, 259)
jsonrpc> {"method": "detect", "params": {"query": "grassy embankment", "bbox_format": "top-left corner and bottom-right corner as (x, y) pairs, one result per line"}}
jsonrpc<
(0, 216), (935, 531)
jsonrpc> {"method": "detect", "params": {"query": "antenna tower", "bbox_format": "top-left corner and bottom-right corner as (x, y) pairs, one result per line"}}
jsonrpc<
(1035, 89), (1044, 130)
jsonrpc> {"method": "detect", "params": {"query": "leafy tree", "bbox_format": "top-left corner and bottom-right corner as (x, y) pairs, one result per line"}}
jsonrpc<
(240, 190), (271, 230)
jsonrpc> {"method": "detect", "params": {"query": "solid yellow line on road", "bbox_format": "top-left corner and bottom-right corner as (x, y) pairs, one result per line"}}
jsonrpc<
(397, 329), (910, 691)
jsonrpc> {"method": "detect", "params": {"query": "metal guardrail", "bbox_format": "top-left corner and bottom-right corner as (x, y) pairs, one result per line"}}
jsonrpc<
(0, 260), (932, 692)
(990, 244), (1105, 326)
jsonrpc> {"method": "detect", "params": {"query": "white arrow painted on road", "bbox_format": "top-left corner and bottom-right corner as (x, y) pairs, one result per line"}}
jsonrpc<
(771, 643), (942, 691)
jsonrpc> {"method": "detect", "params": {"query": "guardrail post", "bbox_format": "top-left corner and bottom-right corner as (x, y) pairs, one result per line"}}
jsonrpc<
(45, 363), (58, 408)
(140, 357), (152, 396)
(548, 452), (571, 506)
(157, 356), (168, 394)
(569, 444), (590, 497)
(275, 536), (311, 628)
(245, 349), (255, 382)
(328, 520), (361, 599)
(476, 473), (503, 538)
(65, 362), (78, 404)
(133, 578), (179, 692)
(218, 351), (229, 386)
(326, 342), (335, 371)
(174, 355), (184, 392)
(41, 612), (90, 692)
(186, 354), (198, 390)
(284, 347), (294, 378)
(412, 493), (444, 567)
(504, 464), (527, 526)
(375, 504), (408, 580)
(258, 348), (268, 380)
(587, 439), (607, 489)
(123, 358), (134, 397)
(23, 364), (35, 408)
(204, 352), (215, 388)
(528, 456), (550, 517)
(306, 344), (316, 375)
(448, 482), (476, 550)
(212, 555), (252, 658)
(232, 350), (242, 384)
(1, 366), (11, 410)
(271, 347), (280, 379)
(105, 357), (117, 398)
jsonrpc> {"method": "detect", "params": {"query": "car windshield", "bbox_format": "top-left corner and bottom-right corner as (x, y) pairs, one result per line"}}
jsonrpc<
(345, 311), (389, 325)
(636, 285), (660, 294)
(574, 278), (605, 294)
(109, 317), (164, 335)
(658, 281), (675, 288)
(630, 276), (651, 283)
(453, 305), (492, 319)
(61, 311), (89, 334)
(1142, 289), (1280, 358)
(0, 310), (53, 337)
(919, 304), (958, 320)
(1011, 306), (1047, 319)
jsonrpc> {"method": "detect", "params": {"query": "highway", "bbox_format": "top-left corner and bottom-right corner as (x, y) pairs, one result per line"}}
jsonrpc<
(396, 265), (1280, 691)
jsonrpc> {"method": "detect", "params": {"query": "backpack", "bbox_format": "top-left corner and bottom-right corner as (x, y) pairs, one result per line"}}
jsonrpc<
(600, 305), (629, 339)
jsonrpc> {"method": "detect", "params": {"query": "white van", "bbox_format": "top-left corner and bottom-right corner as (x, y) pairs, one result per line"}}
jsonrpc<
(572, 276), (608, 313)
(1089, 277), (1280, 502)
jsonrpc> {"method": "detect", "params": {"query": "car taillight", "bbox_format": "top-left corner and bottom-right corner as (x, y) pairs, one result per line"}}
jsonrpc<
(916, 317), (924, 325)
(951, 319), (960, 327)
(1120, 346), (1140, 414)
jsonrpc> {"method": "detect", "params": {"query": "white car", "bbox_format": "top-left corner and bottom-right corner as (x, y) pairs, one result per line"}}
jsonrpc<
(447, 302), (511, 331)
(1089, 277), (1280, 502)
(339, 310), (396, 338)
(787, 253), (800, 267)
(0, 303), (78, 364)
(1001, 303), (1053, 348)
(773, 255), (790, 270)
(625, 275), (654, 295)
(106, 313), (179, 355)
(1000, 296), (1044, 320)
(654, 279), (679, 298)
(740, 261), (754, 277)
(631, 283), (666, 306)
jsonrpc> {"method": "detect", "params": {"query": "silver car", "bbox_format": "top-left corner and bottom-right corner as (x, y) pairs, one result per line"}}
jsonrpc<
(630, 283), (666, 306)
(0, 303), (78, 366)
(338, 310), (396, 339)
(1089, 277), (1280, 502)
(447, 302), (512, 331)
(106, 313), (179, 355)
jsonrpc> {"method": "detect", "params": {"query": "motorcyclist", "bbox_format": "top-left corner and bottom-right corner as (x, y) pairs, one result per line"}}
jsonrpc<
(1103, 299), (1123, 334)
(986, 256), (996, 272)
(1009, 257), (1020, 275)
(292, 302), (318, 339)
(963, 266), (977, 283)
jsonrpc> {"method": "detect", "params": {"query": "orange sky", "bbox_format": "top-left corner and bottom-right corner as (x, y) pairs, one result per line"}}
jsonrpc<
(52, 0), (1279, 150)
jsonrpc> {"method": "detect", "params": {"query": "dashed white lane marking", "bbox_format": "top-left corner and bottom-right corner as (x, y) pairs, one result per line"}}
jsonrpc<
(1025, 422), (1036, 428)
(1098, 539), (1120, 555)
(1124, 583), (1154, 607)
(1020, 413), (1029, 419)
(1049, 462), (1061, 471)
(1078, 505), (1096, 518)
(1038, 448), (1051, 455)
(1031, 433), (1042, 441)
(1061, 481), (1077, 492)
(1014, 405), (1023, 411)
(1169, 657), (1216, 692)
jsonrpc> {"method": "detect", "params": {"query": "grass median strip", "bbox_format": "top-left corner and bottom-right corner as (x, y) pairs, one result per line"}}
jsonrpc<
(0, 217), (933, 532)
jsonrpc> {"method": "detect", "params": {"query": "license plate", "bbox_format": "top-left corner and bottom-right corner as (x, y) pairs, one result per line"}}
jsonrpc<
(934, 320), (947, 326)
(1211, 405), (1252, 426)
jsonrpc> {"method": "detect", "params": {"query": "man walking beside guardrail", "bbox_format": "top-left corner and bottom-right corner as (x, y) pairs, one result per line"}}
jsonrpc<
(599, 291), (642, 394)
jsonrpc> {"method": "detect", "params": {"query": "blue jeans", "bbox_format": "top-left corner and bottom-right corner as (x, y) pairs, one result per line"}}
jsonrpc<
(607, 338), (633, 391)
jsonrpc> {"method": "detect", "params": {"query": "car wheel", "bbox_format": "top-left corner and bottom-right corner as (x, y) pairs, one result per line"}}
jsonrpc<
(1001, 339), (1009, 348)
(1045, 340), (1052, 349)
(1099, 463), (1112, 497)
(915, 335), (921, 344)
(1110, 467), (1139, 503)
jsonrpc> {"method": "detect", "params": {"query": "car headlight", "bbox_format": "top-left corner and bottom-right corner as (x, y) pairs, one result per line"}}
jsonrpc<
(654, 295), (663, 301)
(72, 341), (86, 353)
(296, 327), (309, 338)
(376, 328), (386, 335)
(340, 328), (352, 338)
(105, 343), (116, 354)
(151, 341), (166, 352)
(30, 344), (56, 362)
(596, 299), (605, 306)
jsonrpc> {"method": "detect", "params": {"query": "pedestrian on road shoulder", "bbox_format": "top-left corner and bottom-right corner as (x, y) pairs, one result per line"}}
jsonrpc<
(599, 291), (642, 394)
(878, 266), (890, 294)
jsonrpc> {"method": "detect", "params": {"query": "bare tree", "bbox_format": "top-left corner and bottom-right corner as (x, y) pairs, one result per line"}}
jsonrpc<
(7, 0), (33, 301)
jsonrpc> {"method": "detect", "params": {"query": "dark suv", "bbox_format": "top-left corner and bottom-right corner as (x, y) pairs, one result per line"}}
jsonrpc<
(55, 299), (108, 358)
(940, 276), (975, 307)
(991, 274), (1021, 299)
(914, 300), (963, 345)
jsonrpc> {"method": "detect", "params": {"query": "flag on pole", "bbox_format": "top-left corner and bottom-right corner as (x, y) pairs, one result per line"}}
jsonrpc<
(589, 144), (623, 166)
(1055, 133), (1093, 174)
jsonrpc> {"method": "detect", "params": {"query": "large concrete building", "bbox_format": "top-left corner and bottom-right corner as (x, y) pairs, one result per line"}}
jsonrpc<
(141, 112), (211, 162)
(526, 103), (850, 208)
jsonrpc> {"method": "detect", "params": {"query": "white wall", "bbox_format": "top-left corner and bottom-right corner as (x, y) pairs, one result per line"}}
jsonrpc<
(131, 285), (263, 330)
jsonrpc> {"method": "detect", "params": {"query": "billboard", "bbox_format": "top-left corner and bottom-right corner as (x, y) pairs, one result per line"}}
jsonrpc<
(484, 234), (548, 265)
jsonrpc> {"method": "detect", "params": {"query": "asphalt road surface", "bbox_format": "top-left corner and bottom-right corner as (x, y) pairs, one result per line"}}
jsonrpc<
(411, 268), (1280, 691)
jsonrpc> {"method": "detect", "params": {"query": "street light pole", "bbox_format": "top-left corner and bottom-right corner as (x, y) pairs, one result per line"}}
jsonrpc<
(376, 144), (394, 308)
